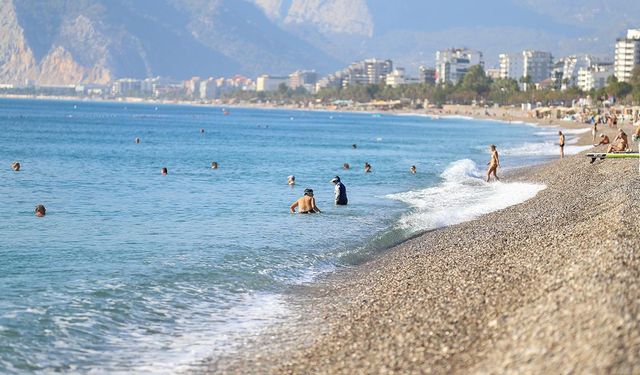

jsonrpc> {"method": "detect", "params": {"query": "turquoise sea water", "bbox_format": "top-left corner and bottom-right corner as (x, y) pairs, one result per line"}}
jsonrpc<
(0, 99), (587, 373)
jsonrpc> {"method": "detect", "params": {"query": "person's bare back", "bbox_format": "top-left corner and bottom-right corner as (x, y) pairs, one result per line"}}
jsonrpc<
(487, 145), (500, 182)
(290, 189), (321, 214)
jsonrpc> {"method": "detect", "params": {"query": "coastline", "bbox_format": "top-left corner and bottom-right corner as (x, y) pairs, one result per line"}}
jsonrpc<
(203, 122), (639, 373)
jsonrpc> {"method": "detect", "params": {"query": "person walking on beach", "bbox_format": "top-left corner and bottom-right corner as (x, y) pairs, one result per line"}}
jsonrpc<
(558, 131), (565, 158)
(592, 122), (598, 144)
(487, 145), (500, 182)
(331, 176), (348, 206)
(290, 189), (321, 214)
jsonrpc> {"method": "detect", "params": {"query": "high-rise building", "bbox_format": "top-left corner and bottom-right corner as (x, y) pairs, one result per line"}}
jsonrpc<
(418, 66), (436, 84)
(614, 29), (640, 82)
(256, 75), (288, 92)
(111, 78), (142, 96)
(499, 51), (552, 84)
(577, 63), (614, 91)
(554, 55), (599, 90)
(288, 70), (318, 91)
(343, 59), (393, 86)
(435, 48), (483, 84)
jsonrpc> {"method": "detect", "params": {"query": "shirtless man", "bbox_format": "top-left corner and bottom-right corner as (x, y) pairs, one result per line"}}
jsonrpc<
(596, 134), (610, 146)
(486, 145), (500, 182)
(607, 129), (628, 153)
(290, 188), (321, 214)
(558, 131), (565, 158)
(364, 162), (372, 173)
(11, 162), (20, 171)
(287, 175), (295, 186)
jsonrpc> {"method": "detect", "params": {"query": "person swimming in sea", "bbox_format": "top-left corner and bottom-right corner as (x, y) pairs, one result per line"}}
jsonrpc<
(161, 167), (168, 175)
(11, 162), (20, 171)
(343, 163), (350, 170)
(288, 175), (295, 186)
(331, 176), (348, 206)
(35, 204), (46, 217)
(410, 165), (416, 174)
(211, 161), (219, 169)
(290, 188), (321, 214)
(486, 145), (500, 182)
(352, 144), (357, 149)
(135, 137), (141, 144)
(364, 162), (372, 173)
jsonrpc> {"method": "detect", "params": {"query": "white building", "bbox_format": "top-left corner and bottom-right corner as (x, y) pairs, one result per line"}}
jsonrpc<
(553, 55), (599, 90)
(577, 63), (614, 91)
(435, 48), (483, 85)
(499, 50), (552, 84)
(614, 28), (640, 82)
(343, 58), (393, 86)
(256, 75), (289, 92)
(386, 68), (406, 87)
(288, 70), (318, 92)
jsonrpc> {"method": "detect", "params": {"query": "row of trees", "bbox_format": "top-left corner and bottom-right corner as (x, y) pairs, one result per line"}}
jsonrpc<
(221, 65), (640, 107)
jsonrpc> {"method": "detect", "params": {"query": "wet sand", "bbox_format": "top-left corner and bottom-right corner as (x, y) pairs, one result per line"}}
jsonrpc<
(201, 120), (639, 374)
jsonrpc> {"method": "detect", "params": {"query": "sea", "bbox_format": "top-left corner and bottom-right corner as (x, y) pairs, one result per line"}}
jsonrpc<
(0, 99), (590, 373)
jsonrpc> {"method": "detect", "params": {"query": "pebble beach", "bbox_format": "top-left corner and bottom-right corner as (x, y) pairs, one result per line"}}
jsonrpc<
(205, 121), (640, 374)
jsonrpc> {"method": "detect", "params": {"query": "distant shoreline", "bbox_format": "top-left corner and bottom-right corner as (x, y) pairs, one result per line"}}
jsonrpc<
(0, 94), (595, 144)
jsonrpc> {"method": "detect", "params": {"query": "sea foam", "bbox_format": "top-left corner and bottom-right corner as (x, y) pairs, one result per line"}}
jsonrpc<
(387, 159), (546, 234)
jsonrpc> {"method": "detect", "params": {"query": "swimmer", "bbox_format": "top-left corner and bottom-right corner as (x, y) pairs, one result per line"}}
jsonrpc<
(200, 128), (205, 134)
(211, 161), (219, 169)
(486, 145), (500, 182)
(11, 162), (20, 171)
(288, 175), (295, 186)
(352, 144), (357, 149)
(364, 162), (372, 173)
(290, 188), (321, 214)
(35, 204), (46, 217)
(161, 167), (168, 175)
(558, 131), (565, 159)
(331, 176), (348, 206)
(343, 163), (350, 170)
(135, 137), (141, 144)
(410, 165), (416, 174)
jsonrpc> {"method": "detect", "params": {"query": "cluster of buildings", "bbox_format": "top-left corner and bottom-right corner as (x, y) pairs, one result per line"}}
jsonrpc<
(254, 28), (638, 96)
(1, 29), (638, 101)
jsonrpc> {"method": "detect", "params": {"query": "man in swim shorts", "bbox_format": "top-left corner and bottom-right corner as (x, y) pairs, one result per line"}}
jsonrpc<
(290, 189), (321, 214)
(487, 145), (500, 182)
(559, 131), (565, 158)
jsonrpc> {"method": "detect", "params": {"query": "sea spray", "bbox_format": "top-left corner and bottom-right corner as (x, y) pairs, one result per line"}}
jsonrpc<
(387, 159), (546, 234)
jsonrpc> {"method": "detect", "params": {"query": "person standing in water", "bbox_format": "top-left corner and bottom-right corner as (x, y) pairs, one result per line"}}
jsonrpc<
(290, 188), (321, 214)
(410, 165), (417, 174)
(486, 145), (500, 182)
(288, 175), (295, 186)
(558, 131), (566, 158)
(11, 162), (20, 171)
(364, 162), (372, 173)
(331, 176), (348, 206)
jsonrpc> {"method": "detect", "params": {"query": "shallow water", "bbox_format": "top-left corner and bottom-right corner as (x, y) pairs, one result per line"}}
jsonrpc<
(0, 99), (570, 373)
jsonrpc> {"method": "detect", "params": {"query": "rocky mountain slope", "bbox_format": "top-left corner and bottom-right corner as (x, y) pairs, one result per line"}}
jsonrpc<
(0, 0), (636, 85)
(0, 0), (340, 85)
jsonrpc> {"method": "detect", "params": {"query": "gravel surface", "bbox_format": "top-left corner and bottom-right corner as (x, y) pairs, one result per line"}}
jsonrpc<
(204, 127), (639, 374)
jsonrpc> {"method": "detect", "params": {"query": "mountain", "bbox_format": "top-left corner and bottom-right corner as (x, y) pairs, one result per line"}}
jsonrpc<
(0, 0), (637, 85)
(0, 0), (341, 85)
(254, 0), (640, 73)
